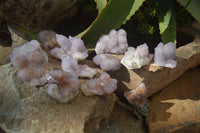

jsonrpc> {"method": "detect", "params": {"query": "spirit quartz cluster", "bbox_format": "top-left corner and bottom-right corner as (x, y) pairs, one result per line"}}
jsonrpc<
(81, 72), (118, 96)
(93, 29), (129, 71)
(10, 40), (52, 86)
(10, 28), (177, 106)
(95, 29), (128, 54)
(154, 42), (177, 68)
(121, 43), (153, 69)
(38, 31), (88, 61)
(124, 83), (148, 106)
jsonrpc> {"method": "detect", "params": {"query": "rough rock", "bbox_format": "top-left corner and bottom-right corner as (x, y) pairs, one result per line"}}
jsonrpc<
(0, 63), (117, 133)
(0, 0), (78, 33)
(146, 67), (200, 133)
(8, 26), (28, 47)
(0, 46), (13, 65)
(94, 104), (147, 133)
(109, 36), (200, 97)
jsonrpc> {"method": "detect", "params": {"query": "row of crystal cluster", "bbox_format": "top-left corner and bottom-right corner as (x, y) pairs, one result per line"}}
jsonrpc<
(10, 29), (176, 106)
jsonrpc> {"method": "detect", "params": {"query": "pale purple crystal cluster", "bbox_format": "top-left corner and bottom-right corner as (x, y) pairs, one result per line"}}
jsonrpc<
(61, 56), (80, 76)
(93, 29), (129, 71)
(124, 83), (148, 106)
(93, 54), (120, 71)
(50, 35), (88, 61)
(38, 31), (88, 61)
(79, 65), (98, 78)
(154, 42), (177, 68)
(95, 29), (128, 54)
(47, 70), (79, 103)
(10, 40), (52, 86)
(81, 72), (117, 96)
(61, 56), (97, 78)
(37, 30), (58, 50)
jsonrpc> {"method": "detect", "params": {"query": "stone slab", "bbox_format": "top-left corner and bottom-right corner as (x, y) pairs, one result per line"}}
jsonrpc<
(146, 67), (200, 133)
(0, 64), (117, 133)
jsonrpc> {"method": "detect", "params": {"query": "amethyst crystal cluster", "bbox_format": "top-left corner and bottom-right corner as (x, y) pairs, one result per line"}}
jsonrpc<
(10, 28), (177, 106)
(10, 40), (52, 86)
(154, 42), (177, 68)
(124, 83), (148, 106)
(93, 29), (128, 71)
(81, 72), (118, 96)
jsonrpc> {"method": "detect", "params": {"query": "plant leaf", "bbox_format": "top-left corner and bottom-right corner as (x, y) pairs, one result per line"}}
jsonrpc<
(77, 0), (146, 48)
(123, 0), (146, 24)
(177, 0), (200, 22)
(95, 0), (107, 13)
(158, 0), (176, 44)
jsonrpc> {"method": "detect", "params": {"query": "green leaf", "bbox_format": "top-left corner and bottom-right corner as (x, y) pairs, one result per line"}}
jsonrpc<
(95, 0), (107, 13)
(77, 0), (146, 48)
(123, 0), (146, 24)
(158, 0), (176, 44)
(177, 0), (200, 22)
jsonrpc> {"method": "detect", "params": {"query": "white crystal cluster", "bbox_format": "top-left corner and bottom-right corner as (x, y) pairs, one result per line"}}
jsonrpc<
(47, 70), (80, 103)
(93, 54), (121, 71)
(121, 43), (153, 69)
(124, 83), (148, 106)
(95, 29), (128, 54)
(81, 72), (118, 96)
(10, 40), (52, 86)
(154, 42), (177, 68)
